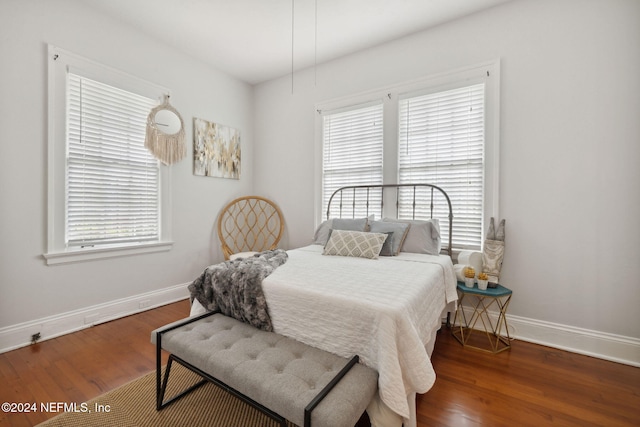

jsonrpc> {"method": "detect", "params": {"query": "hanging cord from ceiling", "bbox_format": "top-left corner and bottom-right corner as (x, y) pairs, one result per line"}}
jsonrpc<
(291, 0), (295, 93)
(314, 0), (318, 86)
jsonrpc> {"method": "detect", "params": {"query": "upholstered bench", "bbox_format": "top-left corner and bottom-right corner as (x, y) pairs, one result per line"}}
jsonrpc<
(152, 311), (378, 427)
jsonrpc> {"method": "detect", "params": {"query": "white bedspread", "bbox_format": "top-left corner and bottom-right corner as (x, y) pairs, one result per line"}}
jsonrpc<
(261, 245), (457, 422)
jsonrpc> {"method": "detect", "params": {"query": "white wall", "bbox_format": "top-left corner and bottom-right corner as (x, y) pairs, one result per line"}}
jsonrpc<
(0, 0), (253, 339)
(254, 0), (640, 362)
(1, 0), (637, 364)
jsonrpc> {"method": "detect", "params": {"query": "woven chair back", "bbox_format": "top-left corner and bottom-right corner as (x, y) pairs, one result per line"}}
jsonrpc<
(217, 196), (284, 260)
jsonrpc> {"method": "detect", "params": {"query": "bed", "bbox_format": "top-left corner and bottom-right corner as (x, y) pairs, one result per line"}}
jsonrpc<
(190, 184), (458, 427)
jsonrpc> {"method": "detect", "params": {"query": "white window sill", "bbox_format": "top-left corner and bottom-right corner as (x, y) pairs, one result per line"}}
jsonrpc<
(43, 241), (173, 265)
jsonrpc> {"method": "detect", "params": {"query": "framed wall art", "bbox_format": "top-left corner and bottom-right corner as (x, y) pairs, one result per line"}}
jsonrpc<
(193, 117), (241, 179)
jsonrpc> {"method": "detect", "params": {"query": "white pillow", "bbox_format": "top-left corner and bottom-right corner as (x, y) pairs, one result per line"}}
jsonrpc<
(383, 218), (441, 255)
(312, 217), (369, 245)
(323, 230), (388, 259)
(312, 219), (334, 245)
(368, 220), (410, 256)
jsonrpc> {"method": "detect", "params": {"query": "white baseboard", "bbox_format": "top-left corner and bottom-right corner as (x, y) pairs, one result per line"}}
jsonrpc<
(452, 306), (640, 367)
(3, 288), (639, 368)
(0, 283), (190, 354)
(508, 314), (640, 367)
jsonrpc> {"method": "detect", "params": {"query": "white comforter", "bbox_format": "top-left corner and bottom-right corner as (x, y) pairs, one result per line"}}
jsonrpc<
(261, 245), (457, 422)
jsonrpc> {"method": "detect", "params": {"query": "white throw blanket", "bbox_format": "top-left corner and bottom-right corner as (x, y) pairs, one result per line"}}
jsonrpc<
(261, 245), (457, 423)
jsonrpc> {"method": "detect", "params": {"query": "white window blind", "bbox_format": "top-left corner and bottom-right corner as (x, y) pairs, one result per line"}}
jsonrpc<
(66, 73), (160, 248)
(322, 102), (383, 219)
(398, 83), (485, 250)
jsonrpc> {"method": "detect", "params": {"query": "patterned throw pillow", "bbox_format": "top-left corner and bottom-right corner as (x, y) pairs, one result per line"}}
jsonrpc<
(323, 230), (388, 259)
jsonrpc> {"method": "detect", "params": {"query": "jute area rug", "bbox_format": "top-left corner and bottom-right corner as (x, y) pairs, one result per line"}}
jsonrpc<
(37, 363), (296, 427)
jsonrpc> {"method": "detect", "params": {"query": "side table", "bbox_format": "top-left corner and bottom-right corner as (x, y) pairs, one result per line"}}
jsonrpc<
(452, 281), (512, 353)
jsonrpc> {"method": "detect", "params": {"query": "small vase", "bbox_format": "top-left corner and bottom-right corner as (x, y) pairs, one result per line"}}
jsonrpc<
(477, 279), (488, 290)
(464, 277), (475, 288)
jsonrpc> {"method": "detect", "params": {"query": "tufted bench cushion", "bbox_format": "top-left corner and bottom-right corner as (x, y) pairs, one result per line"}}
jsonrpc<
(152, 312), (378, 427)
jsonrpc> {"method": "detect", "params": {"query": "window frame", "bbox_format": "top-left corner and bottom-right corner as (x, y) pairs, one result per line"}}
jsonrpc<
(315, 60), (500, 251)
(44, 45), (173, 265)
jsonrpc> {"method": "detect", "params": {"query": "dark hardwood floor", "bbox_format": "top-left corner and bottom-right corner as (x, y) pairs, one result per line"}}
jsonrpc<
(422, 329), (640, 426)
(1, 299), (638, 426)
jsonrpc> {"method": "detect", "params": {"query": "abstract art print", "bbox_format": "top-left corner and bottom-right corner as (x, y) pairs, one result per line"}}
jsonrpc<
(193, 118), (241, 179)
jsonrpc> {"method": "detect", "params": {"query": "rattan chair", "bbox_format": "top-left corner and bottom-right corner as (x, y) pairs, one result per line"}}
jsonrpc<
(217, 196), (284, 260)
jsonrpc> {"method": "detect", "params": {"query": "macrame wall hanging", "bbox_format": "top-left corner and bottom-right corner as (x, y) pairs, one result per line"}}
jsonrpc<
(145, 95), (186, 165)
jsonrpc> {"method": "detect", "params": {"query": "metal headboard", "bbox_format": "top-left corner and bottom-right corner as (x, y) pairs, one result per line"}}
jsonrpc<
(326, 183), (453, 256)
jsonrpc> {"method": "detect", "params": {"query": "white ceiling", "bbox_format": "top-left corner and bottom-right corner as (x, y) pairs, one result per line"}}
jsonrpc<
(84, 0), (511, 85)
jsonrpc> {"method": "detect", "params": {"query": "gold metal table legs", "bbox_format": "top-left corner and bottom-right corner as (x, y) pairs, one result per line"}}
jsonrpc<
(452, 283), (512, 353)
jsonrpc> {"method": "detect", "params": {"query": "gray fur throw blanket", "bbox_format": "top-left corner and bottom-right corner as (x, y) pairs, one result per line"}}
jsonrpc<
(188, 249), (288, 331)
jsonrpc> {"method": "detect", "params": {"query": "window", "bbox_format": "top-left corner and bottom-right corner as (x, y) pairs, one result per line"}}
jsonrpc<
(45, 46), (172, 265)
(316, 61), (499, 251)
(321, 102), (384, 219)
(66, 73), (159, 248)
(399, 84), (485, 250)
